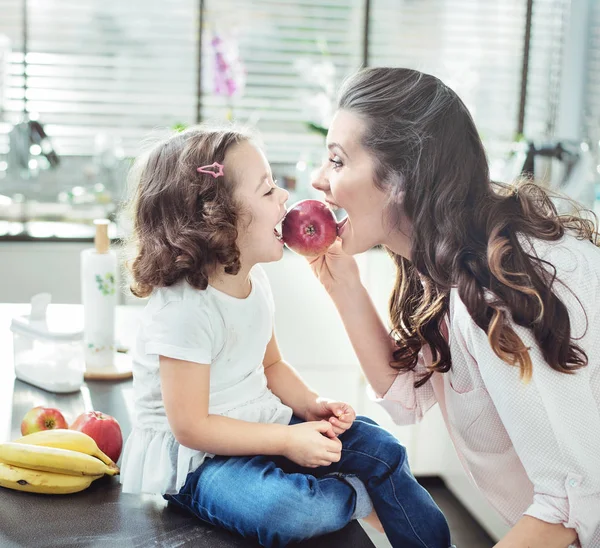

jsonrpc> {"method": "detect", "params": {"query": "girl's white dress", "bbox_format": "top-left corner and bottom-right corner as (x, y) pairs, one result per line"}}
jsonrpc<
(120, 266), (292, 495)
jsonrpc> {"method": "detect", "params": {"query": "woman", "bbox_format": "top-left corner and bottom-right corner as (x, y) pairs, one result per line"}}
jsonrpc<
(309, 67), (600, 548)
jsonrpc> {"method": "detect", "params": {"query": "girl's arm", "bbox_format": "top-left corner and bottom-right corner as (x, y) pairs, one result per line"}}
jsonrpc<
(160, 356), (340, 466)
(262, 330), (319, 419)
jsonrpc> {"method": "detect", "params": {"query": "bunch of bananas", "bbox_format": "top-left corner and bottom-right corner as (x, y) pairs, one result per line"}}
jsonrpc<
(0, 429), (119, 495)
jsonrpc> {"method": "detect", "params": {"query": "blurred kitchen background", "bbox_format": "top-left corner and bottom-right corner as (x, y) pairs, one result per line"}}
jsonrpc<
(0, 1), (599, 546)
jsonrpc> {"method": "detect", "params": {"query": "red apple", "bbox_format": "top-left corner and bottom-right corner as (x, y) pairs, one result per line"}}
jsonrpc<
(71, 411), (123, 463)
(21, 406), (68, 436)
(281, 199), (338, 257)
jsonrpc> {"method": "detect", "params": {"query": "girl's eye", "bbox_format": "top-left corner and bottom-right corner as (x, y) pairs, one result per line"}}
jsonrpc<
(264, 179), (279, 196)
(329, 157), (343, 169)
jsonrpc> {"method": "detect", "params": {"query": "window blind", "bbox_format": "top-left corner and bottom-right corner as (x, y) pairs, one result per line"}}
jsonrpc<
(201, 0), (364, 165)
(0, 0), (575, 167)
(585, 0), (600, 174)
(369, 0), (569, 162)
(523, 0), (569, 140)
(0, 0), (198, 157)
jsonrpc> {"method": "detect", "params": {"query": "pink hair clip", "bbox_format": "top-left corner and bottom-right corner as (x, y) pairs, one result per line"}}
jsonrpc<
(197, 162), (224, 179)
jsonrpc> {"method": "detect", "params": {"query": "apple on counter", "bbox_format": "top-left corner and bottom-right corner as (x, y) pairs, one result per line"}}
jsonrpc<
(21, 406), (68, 436)
(71, 411), (123, 463)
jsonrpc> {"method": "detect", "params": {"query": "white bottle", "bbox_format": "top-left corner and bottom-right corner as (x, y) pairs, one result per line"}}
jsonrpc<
(80, 219), (117, 368)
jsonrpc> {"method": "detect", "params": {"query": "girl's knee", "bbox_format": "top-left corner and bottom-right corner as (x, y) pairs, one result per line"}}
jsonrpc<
(351, 417), (405, 447)
(355, 414), (378, 426)
(345, 419), (408, 467)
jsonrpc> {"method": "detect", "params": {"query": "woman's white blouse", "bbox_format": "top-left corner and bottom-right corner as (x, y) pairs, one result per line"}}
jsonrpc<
(370, 234), (600, 547)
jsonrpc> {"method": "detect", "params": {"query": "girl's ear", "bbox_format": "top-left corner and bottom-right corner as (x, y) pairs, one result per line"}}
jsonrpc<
(235, 200), (253, 232)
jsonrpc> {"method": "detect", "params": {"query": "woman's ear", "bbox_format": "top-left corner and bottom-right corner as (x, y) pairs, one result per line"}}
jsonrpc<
(385, 185), (406, 209)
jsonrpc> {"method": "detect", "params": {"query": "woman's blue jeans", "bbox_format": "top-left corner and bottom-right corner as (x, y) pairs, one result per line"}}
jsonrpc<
(166, 415), (452, 548)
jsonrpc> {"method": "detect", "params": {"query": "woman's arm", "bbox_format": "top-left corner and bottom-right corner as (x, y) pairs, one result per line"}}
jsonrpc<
(455, 272), (600, 547)
(496, 516), (577, 548)
(328, 280), (400, 397)
(308, 242), (398, 396)
(309, 242), (438, 424)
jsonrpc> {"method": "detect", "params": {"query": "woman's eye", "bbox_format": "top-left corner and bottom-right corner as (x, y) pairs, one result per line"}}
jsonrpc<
(329, 157), (343, 169)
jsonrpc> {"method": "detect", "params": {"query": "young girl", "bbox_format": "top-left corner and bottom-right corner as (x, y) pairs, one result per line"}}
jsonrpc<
(119, 126), (452, 548)
(310, 67), (600, 548)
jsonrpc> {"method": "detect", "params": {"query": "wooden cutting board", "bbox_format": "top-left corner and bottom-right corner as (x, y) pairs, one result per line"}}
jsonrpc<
(84, 350), (133, 380)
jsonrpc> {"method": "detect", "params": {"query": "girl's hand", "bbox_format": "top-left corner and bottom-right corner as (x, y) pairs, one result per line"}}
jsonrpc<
(305, 398), (356, 436)
(308, 239), (361, 295)
(283, 421), (342, 468)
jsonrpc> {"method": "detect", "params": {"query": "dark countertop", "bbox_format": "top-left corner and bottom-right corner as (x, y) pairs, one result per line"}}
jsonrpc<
(0, 305), (375, 548)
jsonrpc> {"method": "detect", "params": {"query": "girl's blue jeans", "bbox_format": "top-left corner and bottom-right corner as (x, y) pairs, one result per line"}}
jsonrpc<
(166, 415), (452, 548)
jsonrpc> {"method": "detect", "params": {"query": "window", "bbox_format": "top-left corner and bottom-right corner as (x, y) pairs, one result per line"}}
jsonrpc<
(0, 0), (198, 157)
(0, 0), (581, 168)
(585, 0), (600, 174)
(201, 0), (364, 164)
(369, 0), (570, 162)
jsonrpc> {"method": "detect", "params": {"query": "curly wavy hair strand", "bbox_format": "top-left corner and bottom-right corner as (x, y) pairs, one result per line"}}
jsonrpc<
(338, 67), (599, 385)
(125, 127), (252, 298)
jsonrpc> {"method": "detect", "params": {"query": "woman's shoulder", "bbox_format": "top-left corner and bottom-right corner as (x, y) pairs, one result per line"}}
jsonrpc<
(521, 232), (600, 283)
(449, 232), (600, 323)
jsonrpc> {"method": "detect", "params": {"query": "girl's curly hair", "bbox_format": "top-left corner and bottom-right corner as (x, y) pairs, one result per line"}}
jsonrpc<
(125, 126), (252, 298)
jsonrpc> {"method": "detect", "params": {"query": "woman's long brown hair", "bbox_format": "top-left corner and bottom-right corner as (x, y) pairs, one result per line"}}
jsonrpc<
(338, 67), (599, 385)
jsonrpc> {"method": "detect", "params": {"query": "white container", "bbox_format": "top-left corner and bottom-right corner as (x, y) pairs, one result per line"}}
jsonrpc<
(80, 219), (117, 368)
(10, 294), (85, 393)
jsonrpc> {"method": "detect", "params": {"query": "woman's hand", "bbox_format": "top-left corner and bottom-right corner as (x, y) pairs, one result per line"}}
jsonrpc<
(308, 239), (361, 295)
(283, 421), (342, 468)
(305, 397), (356, 436)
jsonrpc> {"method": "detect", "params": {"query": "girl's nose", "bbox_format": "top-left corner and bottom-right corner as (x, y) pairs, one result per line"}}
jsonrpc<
(311, 164), (329, 192)
(279, 186), (290, 204)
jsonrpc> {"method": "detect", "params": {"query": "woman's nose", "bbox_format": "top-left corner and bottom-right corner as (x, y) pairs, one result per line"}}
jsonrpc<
(311, 164), (329, 192)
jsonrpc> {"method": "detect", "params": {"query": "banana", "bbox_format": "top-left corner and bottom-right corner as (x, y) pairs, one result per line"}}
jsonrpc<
(0, 462), (100, 495)
(15, 429), (118, 472)
(0, 442), (117, 477)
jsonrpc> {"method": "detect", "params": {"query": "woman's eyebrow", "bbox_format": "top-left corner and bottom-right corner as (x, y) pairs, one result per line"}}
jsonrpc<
(328, 142), (348, 157)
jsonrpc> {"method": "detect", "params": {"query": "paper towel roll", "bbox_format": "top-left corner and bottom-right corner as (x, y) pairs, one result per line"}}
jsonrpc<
(80, 247), (117, 368)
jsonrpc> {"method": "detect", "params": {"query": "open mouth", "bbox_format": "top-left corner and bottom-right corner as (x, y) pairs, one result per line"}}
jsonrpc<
(337, 216), (349, 232)
(274, 218), (284, 242)
(326, 200), (341, 211)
